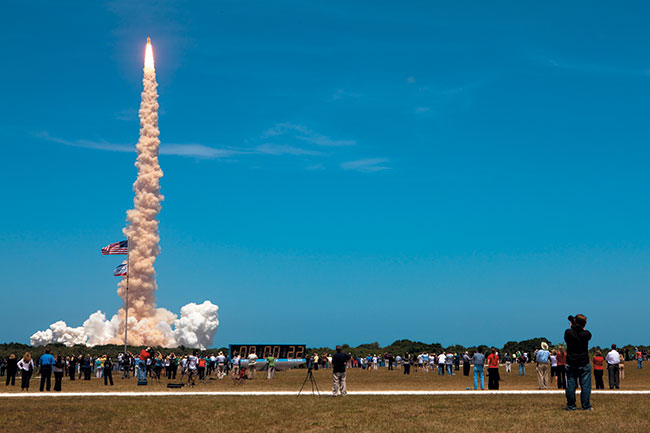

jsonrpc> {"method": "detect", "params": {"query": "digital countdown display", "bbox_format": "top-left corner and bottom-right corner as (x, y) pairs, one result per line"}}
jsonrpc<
(229, 344), (306, 359)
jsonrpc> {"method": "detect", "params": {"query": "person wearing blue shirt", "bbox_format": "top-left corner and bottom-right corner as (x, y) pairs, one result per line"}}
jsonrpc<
(39, 349), (55, 392)
(472, 348), (486, 390)
(536, 342), (551, 389)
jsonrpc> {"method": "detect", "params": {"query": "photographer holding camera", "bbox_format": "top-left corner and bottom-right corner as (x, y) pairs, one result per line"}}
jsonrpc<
(564, 314), (592, 410)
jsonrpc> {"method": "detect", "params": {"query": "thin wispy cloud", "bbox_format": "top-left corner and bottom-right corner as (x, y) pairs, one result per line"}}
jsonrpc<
(530, 54), (650, 77)
(332, 88), (361, 101)
(255, 143), (323, 156)
(305, 163), (325, 171)
(340, 158), (390, 173)
(115, 108), (138, 121)
(263, 123), (356, 147)
(162, 144), (244, 158)
(37, 132), (243, 159)
(37, 132), (133, 153)
(38, 122), (380, 171)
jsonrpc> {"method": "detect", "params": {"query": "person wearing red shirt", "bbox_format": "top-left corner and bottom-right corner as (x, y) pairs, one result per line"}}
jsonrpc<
(592, 350), (605, 390)
(137, 347), (151, 382)
(556, 346), (567, 389)
(635, 348), (643, 370)
(487, 348), (500, 390)
(198, 357), (206, 380)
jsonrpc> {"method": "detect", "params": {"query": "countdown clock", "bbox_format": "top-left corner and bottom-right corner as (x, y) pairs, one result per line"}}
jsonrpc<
(229, 344), (307, 371)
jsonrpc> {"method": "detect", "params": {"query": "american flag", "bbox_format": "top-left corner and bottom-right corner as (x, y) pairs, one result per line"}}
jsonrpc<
(114, 263), (128, 276)
(101, 240), (128, 255)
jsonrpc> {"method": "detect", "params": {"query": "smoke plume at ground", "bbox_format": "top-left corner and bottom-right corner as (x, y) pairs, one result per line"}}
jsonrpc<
(30, 40), (219, 349)
(30, 301), (219, 349)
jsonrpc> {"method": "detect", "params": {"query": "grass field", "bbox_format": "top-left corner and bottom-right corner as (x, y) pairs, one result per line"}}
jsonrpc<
(2, 363), (649, 392)
(2, 395), (650, 432)
(2, 366), (650, 432)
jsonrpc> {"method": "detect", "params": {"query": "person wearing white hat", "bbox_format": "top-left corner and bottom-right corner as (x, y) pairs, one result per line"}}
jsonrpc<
(536, 341), (551, 389)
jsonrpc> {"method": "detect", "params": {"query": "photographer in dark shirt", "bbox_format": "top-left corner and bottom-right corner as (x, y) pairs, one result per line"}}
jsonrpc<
(331, 346), (351, 396)
(564, 314), (592, 410)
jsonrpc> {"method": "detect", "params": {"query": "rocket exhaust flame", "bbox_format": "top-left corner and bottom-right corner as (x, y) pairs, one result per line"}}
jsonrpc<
(30, 38), (219, 349)
(144, 37), (154, 70)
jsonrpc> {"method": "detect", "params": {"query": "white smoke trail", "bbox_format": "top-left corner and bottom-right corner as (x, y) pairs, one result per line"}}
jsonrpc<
(30, 302), (219, 349)
(112, 38), (167, 346)
(30, 39), (219, 349)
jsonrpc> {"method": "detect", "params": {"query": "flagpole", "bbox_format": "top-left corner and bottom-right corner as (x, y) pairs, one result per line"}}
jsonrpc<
(124, 236), (130, 357)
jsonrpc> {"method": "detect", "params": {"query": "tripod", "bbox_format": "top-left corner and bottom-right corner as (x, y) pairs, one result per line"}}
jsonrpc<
(297, 368), (320, 397)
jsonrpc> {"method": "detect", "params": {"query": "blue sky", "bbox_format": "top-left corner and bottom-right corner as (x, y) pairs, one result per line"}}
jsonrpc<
(1, 1), (650, 348)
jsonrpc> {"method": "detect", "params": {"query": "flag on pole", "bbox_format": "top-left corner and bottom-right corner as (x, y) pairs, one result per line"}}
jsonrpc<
(101, 240), (128, 255)
(113, 263), (128, 276)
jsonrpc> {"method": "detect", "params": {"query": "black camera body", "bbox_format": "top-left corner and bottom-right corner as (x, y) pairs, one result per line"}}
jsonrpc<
(568, 315), (576, 325)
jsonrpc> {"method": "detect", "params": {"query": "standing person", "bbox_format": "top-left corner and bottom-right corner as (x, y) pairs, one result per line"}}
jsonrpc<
(437, 352), (446, 376)
(247, 351), (258, 379)
(472, 348), (486, 390)
(39, 349), (55, 392)
(77, 355), (83, 379)
(517, 352), (526, 376)
(122, 352), (131, 379)
(403, 353), (411, 375)
(95, 356), (103, 379)
(592, 350), (605, 389)
(17, 352), (34, 392)
(556, 346), (567, 390)
(53, 354), (64, 392)
(550, 350), (558, 387)
(266, 354), (276, 379)
(535, 342), (550, 390)
(68, 355), (77, 381)
(487, 348), (500, 390)
(635, 347), (643, 369)
(104, 356), (114, 386)
(84, 355), (92, 380)
(5, 354), (17, 387)
(445, 352), (454, 376)
(154, 352), (163, 380)
(137, 347), (151, 383)
(504, 353), (512, 373)
(170, 353), (178, 379)
(332, 345), (351, 396)
(216, 351), (227, 379)
(564, 314), (592, 411)
(231, 353), (240, 379)
(463, 352), (471, 376)
(179, 356), (187, 380)
(619, 352), (625, 381)
(187, 350), (199, 386)
(198, 356), (206, 380)
(605, 344), (621, 389)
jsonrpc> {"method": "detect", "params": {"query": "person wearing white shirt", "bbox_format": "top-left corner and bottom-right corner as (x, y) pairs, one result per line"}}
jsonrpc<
(215, 352), (227, 379)
(17, 352), (34, 391)
(437, 353), (446, 376)
(247, 352), (258, 379)
(605, 344), (621, 389)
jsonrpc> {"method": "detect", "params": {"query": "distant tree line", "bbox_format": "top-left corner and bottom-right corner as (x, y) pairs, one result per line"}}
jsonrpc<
(2, 339), (647, 362)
